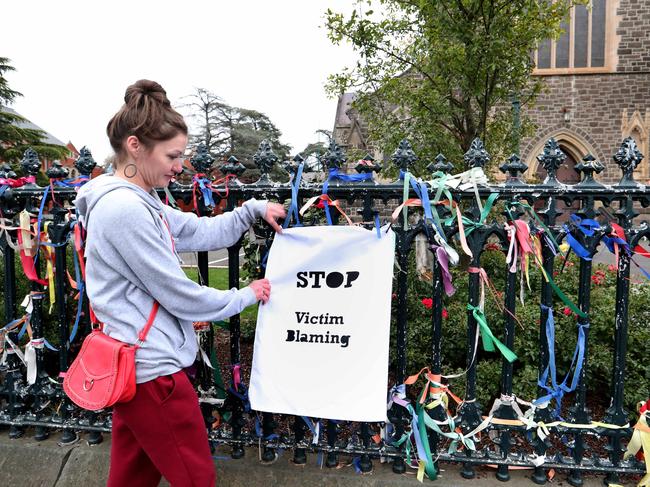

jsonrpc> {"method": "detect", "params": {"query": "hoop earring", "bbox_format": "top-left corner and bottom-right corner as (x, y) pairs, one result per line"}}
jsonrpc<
(124, 163), (138, 178)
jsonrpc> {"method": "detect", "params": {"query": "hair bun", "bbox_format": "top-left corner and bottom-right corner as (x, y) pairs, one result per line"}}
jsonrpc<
(124, 79), (170, 106)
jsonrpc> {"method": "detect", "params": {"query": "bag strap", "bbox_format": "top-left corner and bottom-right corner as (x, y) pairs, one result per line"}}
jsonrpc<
(75, 211), (171, 344)
(134, 301), (160, 348)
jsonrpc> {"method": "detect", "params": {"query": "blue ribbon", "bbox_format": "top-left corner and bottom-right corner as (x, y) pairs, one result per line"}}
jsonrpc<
(0, 185), (7, 198)
(68, 239), (84, 344)
(301, 416), (321, 444)
(193, 176), (215, 208)
(17, 316), (29, 340)
(398, 170), (446, 239)
(254, 415), (280, 441)
(563, 215), (600, 261)
(535, 304), (588, 419)
(571, 214), (600, 236)
(52, 176), (89, 188)
(33, 185), (50, 266)
(322, 168), (373, 225)
(228, 382), (251, 413)
(283, 163), (304, 229)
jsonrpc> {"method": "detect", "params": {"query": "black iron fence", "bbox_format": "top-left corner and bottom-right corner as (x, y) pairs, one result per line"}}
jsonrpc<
(0, 138), (647, 486)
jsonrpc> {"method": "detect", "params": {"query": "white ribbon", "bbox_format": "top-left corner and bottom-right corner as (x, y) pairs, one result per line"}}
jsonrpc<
(25, 337), (44, 385)
(440, 167), (490, 213)
(196, 333), (214, 369)
(0, 218), (20, 251)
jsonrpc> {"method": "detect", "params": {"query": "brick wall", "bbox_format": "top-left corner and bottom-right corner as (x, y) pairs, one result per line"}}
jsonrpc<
(616, 0), (650, 73)
(521, 0), (650, 185)
(521, 73), (650, 184)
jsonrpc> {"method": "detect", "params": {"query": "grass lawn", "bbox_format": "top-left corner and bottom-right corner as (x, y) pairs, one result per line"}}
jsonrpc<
(183, 267), (258, 323)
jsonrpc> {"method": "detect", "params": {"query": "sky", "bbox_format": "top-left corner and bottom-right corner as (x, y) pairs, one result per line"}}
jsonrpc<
(1, 0), (360, 164)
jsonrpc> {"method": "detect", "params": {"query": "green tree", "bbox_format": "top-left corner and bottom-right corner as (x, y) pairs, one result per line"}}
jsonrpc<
(325, 1), (583, 172)
(182, 88), (236, 156)
(231, 108), (291, 166)
(183, 88), (291, 175)
(0, 57), (69, 165)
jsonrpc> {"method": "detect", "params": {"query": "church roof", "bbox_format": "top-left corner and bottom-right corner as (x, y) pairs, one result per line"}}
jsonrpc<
(1, 106), (67, 147)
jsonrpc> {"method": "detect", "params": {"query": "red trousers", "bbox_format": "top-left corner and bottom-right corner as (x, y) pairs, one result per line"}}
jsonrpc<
(107, 370), (216, 487)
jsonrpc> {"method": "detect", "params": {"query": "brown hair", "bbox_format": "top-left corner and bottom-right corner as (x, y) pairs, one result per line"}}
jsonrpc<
(106, 79), (187, 165)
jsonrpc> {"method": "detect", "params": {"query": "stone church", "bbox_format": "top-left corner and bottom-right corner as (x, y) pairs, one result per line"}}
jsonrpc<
(333, 0), (650, 185)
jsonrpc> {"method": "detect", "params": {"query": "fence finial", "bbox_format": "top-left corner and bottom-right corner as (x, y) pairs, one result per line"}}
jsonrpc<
(464, 138), (490, 169)
(322, 139), (347, 170)
(21, 148), (41, 180)
(614, 137), (644, 188)
(283, 153), (305, 175)
(75, 147), (97, 177)
(391, 139), (417, 172)
(191, 143), (215, 174)
(537, 138), (566, 186)
(428, 153), (454, 175)
(0, 162), (17, 179)
(499, 154), (528, 186)
(221, 155), (246, 177)
(253, 140), (278, 182)
(46, 160), (68, 179)
(575, 154), (605, 188)
(355, 153), (381, 174)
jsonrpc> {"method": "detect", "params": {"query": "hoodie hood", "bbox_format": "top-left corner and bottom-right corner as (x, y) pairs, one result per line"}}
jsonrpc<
(76, 174), (164, 227)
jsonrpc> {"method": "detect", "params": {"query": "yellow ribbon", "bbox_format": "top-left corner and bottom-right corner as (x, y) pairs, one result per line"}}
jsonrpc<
(624, 408), (649, 487)
(42, 222), (56, 312)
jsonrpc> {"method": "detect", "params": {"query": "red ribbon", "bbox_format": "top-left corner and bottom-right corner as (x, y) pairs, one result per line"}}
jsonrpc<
(16, 231), (48, 286)
(0, 176), (36, 187)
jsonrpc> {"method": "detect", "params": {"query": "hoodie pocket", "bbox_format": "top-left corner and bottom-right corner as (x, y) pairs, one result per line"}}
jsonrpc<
(175, 321), (189, 351)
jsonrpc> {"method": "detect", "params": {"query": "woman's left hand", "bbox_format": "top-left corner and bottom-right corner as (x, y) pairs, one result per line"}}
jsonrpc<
(264, 203), (287, 234)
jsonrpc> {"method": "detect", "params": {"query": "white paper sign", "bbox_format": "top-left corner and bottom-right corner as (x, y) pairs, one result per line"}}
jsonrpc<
(249, 225), (396, 422)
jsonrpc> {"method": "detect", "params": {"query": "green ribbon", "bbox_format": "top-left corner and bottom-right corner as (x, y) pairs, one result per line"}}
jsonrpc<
(467, 304), (517, 363)
(547, 277), (587, 318)
(427, 172), (455, 235)
(443, 192), (499, 236)
(416, 404), (438, 480)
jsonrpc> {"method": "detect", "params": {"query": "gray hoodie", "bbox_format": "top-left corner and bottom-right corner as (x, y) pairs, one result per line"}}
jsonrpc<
(75, 175), (266, 383)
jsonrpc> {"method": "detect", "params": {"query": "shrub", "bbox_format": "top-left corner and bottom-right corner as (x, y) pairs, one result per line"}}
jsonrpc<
(399, 248), (649, 415)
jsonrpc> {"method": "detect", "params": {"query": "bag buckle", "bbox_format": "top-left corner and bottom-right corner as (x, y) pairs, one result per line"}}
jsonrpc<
(83, 378), (94, 391)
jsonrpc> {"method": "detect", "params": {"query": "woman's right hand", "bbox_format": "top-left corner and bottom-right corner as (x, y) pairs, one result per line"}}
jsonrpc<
(249, 279), (271, 304)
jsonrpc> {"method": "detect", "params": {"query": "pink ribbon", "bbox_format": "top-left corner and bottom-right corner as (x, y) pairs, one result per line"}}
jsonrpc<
(0, 176), (36, 187)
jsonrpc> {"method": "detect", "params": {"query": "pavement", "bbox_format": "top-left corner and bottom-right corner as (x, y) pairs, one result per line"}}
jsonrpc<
(0, 430), (634, 486)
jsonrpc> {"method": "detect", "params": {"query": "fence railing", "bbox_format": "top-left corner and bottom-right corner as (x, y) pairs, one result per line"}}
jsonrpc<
(0, 138), (647, 486)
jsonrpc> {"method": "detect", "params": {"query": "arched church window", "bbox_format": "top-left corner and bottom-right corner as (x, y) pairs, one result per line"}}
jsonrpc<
(534, 0), (616, 74)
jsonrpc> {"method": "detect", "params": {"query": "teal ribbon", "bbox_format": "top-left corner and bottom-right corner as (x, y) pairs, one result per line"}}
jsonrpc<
(444, 193), (499, 236)
(467, 304), (517, 363)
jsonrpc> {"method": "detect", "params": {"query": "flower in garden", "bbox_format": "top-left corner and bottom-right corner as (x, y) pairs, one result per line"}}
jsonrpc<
(421, 298), (433, 309)
(559, 243), (570, 253)
(563, 307), (571, 316)
(485, 242), (501, 252)
(442, 308), (449, 319)
(591, 271), (606, 285)
(608, 264), (617, 272)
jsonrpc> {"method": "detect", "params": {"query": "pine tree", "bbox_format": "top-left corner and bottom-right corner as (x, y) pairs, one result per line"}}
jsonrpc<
(0, 57), (69, 166)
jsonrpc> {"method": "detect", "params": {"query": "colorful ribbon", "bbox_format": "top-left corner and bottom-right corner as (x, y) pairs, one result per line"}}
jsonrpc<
(283, 162), (304, 229)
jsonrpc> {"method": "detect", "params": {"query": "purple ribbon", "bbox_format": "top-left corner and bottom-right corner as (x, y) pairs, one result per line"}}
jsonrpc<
(432, 245), (455, 296)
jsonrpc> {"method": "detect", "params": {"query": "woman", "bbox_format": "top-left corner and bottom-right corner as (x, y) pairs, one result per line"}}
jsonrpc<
(75, 79), (285, 487)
